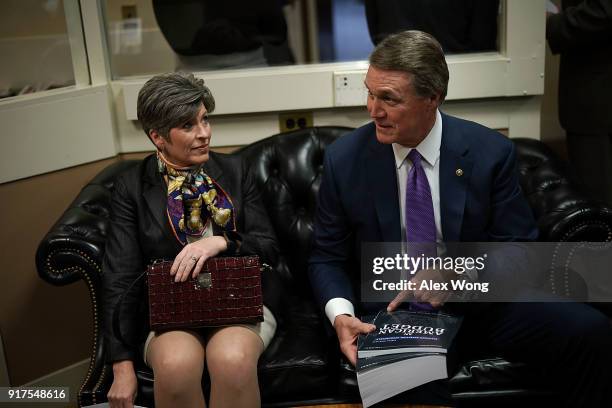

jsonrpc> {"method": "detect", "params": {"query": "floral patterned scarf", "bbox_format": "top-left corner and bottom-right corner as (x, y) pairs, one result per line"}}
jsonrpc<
(157, 151), (236, 245)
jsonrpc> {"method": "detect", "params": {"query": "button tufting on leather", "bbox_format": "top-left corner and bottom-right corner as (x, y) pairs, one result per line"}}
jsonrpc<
(35, 131), (612, 407)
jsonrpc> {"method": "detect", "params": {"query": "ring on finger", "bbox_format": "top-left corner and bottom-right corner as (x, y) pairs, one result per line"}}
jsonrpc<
(190, 256), (198, 262)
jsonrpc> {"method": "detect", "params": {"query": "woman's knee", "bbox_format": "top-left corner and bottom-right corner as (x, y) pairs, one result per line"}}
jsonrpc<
(149, 332), (205, 390)
(152, 354), (204, 401)
(207, 343), (260, 389)
(154, 352), (204, 381)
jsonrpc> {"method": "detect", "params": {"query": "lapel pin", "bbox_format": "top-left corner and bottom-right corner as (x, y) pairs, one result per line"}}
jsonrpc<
(456, 168), (464, 176)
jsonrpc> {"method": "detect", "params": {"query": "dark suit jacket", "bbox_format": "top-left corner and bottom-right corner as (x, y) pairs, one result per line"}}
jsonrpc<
(308, 113), (538, 314)
(547, 0), (612, 133)
(103, 152), (279, 362)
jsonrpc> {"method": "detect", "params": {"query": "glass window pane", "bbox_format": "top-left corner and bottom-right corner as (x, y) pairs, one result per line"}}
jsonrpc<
(317, 0), (501, 63)
(105, 0), (176, 78)
(361, 0), (501, 54)
(103, 0), (501, 79)
(0, 0), (75, 99)
(104, 0), (297, 77)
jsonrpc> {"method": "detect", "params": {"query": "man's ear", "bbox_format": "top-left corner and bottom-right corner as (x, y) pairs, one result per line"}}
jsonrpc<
(149, 129), (164, 151)
(428, 94), (441, 110)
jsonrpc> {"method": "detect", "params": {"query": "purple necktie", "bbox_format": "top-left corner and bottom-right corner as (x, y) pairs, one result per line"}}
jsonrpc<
(405, 149), (436, 311)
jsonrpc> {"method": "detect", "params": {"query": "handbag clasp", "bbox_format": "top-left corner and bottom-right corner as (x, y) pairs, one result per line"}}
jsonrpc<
(195, 273), (212, 289)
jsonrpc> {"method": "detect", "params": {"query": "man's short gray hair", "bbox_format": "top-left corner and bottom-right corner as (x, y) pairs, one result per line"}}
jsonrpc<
(137, 72), (215, 140)
(369, 30), (449, 101)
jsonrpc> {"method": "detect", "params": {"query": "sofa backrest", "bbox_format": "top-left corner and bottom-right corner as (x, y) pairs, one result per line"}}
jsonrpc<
(38, 128), (612, 292)
(237, 126), (354, 297)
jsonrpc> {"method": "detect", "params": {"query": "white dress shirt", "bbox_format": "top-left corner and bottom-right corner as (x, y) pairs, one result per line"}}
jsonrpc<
(324, 110), (445, 326)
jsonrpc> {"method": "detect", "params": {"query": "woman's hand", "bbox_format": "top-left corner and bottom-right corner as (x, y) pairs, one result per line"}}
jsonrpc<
(171, 236), (228, 282)
(108, 360), (137, 408)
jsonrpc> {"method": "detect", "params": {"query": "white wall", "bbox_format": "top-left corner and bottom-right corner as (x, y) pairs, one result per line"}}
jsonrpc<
(0, 0), (547, 182)
(0, 85), (116, 183)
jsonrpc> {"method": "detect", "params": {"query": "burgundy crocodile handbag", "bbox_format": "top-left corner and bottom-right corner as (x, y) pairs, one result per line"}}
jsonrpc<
(147, 256), (264, 330)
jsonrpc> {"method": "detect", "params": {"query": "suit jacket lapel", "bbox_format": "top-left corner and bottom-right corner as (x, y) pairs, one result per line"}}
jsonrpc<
(366, 139), (402, 242)
(142, 155), (171, 237)
(439, 114), (473, 242)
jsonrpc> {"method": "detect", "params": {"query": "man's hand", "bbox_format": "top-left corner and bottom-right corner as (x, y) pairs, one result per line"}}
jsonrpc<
(387, 268), (454, 312)
(333, 314), (376, 366)
(171, 236), (227, 282)
(108, 360), (137, 408)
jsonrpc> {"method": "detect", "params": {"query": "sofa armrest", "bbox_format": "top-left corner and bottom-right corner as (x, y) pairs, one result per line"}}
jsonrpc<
(36, 209), (105, 284)
(35, 203), (109, 406)
(35, 160), (139, 407)
(514, 138), (612, 242)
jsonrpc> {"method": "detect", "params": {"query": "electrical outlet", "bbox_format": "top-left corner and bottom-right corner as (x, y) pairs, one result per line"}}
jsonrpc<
(333, 71), (367, 107)
(121, 5), (138, 19)
(278, 111), (313, 133)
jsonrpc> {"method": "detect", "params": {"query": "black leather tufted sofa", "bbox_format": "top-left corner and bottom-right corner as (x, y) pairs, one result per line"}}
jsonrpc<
(37, 127), (612, 407)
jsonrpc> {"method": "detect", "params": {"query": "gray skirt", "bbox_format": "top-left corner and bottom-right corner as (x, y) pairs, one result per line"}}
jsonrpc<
(143, 306), (277, 367)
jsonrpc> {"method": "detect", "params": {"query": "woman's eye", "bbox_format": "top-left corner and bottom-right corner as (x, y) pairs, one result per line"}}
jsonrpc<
(182, 123), (192, 129)
(202, 115), (209, 124)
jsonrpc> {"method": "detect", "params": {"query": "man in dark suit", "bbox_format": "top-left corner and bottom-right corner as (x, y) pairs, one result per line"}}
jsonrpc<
(309, 30), (612, 406)
(547, 0), (612, 205)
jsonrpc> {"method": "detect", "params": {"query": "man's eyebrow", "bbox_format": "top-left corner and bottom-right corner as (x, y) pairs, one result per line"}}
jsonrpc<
(378, 90), (399, 99)
(364, 84), (399, 97)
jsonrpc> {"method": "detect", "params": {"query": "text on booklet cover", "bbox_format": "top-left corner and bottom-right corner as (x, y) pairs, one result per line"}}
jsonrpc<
(358, 310), (461, 358)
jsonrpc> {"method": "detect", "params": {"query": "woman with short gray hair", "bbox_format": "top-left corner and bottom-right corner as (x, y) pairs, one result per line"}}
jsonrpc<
(103, 72), (280, 408)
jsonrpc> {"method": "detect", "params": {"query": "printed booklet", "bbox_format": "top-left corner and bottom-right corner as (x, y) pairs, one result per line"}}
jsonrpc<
(356, 310), (462, 407)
